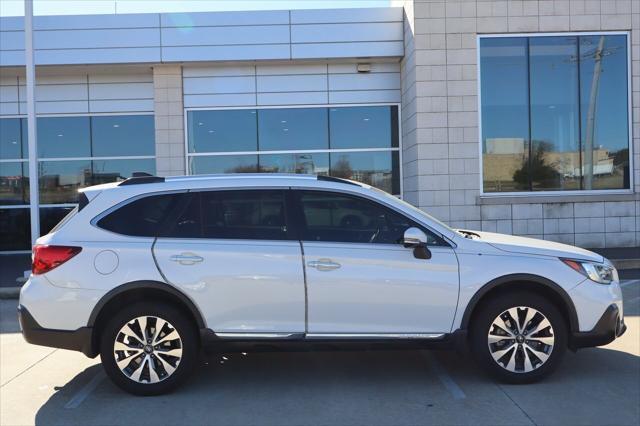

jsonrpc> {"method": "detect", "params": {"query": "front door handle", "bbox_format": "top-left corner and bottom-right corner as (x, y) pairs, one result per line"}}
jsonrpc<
(307, 259), (341, 272)
(170, 253), (204, 265)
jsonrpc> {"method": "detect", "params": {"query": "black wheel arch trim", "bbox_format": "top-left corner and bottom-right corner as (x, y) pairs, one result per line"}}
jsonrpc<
(87, 280), (206, 329)
(460, 273), (580, 333)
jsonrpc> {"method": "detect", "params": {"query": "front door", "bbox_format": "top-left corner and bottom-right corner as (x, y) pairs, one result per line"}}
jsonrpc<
(295, 190), (459, 335)
(153, 189), (305, 335)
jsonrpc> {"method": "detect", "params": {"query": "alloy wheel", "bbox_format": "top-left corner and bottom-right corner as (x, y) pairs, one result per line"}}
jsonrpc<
(113, 315), (183, 384)
(487, 306), (555, 374)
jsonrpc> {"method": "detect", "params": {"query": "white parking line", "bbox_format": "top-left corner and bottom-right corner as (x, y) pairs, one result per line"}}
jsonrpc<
(421, 351), (466, 400)
(64, 370), (105, 409)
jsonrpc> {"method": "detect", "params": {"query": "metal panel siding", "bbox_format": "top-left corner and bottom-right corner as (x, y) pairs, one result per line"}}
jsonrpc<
(32, 101), (89, 114)
(183, 66), (255, 78)
(161, 25), (289, 47)
(257, 74), (327, 93)
(89, 99), (154, 113)
(0, 7), (402, 66)
(31, 84), (89, 101)
(291, 42), (404, 59)
(184, 93), (256, 108)
(0, 103), (19, 115)
(0, 85), (19, 103)
(34, 28), (160, 49)
(329, 73), (401, 91)
(291, 22), (402, 43)
(290, 7), (403, 24)
(329, 90), (401, 104)
(89, 82), (154, 100)
(161, 45), (290, 62)
(183, 76), (255, 95)
(35, 48), (162, 65)
(257, 64), (327, 75)
(161, 10), (289, 27)
(257, 91), (328, 106)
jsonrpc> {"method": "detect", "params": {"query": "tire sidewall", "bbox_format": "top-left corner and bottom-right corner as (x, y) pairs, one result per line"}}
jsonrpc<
(470, 292), (568, 384)
(100, 302), (198, 396)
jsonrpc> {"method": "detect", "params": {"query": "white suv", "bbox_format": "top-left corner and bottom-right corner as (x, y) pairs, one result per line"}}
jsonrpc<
(19, 174), (626, 395)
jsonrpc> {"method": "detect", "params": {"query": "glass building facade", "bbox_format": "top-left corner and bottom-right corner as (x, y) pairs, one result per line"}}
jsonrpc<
(0, 114), (155, 251)
(186, 105), (401, 195)
(480, 34), (630, 193)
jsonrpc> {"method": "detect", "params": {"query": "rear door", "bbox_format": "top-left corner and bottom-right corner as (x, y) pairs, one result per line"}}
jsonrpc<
(153, 189), (305, 335)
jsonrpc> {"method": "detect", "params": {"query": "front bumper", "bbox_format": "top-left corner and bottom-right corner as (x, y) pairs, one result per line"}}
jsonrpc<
(18, 305), (96, 357)
(570, 304), (626, 349)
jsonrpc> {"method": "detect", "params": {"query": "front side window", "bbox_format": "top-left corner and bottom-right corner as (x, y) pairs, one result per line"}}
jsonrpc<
(165, 190), (289, 241)
(480, 34), (630, 192)
(297, 191), (444, 246)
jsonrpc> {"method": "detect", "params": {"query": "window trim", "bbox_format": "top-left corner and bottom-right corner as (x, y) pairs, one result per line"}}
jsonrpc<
(476, 31), (634, 197)
(183, 103), (404, 197)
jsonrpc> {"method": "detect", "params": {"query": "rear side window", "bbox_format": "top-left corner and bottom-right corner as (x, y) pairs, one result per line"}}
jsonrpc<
(163, 190), (289, 240)
(97, 193), (179, 237)
(298, 191), (445, 246)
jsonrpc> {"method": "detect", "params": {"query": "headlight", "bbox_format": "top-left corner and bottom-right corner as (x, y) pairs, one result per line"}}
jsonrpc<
(561, 258), (618, 284)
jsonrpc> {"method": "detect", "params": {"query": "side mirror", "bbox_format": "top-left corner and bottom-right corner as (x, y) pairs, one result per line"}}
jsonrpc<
(402, 227), (432, 260)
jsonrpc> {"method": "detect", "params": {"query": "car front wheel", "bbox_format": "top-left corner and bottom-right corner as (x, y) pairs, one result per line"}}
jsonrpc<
(470, 291), (567, 383)
(100, 302), (198, 395)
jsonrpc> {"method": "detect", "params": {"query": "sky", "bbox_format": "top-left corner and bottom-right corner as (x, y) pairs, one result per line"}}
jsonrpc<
(0, 0), (390, 16)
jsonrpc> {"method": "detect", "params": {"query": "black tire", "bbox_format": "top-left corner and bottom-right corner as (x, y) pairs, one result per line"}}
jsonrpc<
(100, 301), (198, 396)
(469, 291), (567, 384)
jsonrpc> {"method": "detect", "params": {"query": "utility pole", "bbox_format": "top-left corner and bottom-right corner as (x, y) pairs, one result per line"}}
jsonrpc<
(25, 0), (40, 244)
(583, 35), (605, 190)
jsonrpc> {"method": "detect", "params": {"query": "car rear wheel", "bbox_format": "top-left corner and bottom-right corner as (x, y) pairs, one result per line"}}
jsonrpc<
(470, 291), (567, 383)
(100, 302), (198, 395)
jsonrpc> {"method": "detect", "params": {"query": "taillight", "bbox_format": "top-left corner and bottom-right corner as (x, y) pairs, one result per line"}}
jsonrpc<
(32, 245), (82, 275)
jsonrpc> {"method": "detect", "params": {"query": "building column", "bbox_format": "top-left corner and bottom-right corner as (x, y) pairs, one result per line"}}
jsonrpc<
(153, 64), (185, 176)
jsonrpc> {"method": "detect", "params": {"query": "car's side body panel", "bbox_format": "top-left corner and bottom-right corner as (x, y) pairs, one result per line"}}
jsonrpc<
(153, 239), (306, 333)
(304, 242), (459, 333)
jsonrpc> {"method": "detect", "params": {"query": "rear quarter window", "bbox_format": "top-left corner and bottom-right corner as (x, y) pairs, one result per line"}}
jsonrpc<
(96, 193), (181, 237)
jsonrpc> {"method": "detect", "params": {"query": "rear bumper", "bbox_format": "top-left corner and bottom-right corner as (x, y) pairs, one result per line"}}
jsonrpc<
(18, 305), (96, 357)
(571, 304), (626, 349)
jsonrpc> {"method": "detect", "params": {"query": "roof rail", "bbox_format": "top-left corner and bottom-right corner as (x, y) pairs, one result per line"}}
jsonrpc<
(118, 173), (165, 186)
(316, 175), (361, 186)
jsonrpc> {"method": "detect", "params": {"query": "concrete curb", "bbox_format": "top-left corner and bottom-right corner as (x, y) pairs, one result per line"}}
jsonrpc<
(612, 259), (640, 270)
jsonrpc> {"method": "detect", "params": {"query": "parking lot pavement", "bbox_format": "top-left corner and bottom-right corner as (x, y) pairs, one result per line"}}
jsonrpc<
(1, 280), (638, 426)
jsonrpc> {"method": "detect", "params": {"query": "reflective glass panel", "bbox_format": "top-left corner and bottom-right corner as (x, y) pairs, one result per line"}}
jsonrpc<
(0, 208), (30, 250)
(91, 115), (155, 157)
(579, 35), (630, 190)
(0, 118), (25, 160)
(38, 160), (91, 204)
(37, 117), (90, 158)
(329, 106), (398, 149)
(190, 155), (258, 174)
(188, 110), (257, 153)
(40, 206), (74, 236)
(0, 162), (27, 205)
(529, 36), (581, 191)
(329, 151), (400, 195)
(259, 153), (329, 175)
(258, 108), (328, 151)
(480, 37), (530, 192)
(91, 158), (155, 185)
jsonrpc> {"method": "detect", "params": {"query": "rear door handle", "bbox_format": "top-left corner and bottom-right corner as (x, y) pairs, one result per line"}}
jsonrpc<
(170, 253), (204, 265)
(307, 259), (341, 272)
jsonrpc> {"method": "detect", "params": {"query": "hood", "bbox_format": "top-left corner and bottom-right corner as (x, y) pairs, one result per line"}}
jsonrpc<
(464, 230), (604, 263)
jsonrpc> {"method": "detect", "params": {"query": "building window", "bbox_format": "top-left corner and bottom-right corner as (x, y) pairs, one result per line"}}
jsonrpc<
(0, 114), (155, 251)
(479, 34), (630, 193)
(186, 105), (401, 195)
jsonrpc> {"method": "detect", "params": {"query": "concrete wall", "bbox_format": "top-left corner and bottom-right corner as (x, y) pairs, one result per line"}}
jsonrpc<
(397, 0), (639, 248)
(0, 8), (404, 66)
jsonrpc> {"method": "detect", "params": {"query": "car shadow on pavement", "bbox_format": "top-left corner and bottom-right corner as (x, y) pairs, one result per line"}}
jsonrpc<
(33, 346), (640, 426)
